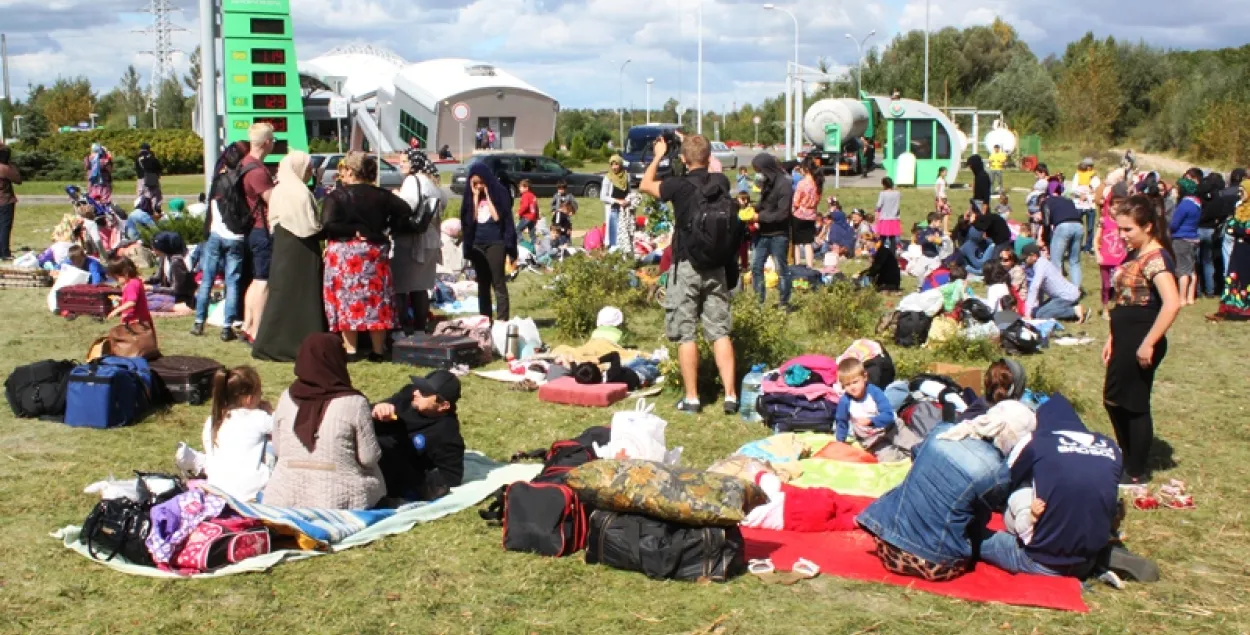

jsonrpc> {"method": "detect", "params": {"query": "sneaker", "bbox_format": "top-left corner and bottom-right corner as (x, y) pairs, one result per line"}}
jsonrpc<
(723, 398), (740, 415)
(675, 398), (702, 414)
(220, 327), (237, 342)
(189, 322), (204, 337)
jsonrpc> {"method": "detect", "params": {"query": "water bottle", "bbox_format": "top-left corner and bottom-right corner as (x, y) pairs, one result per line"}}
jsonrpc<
(505, 323), (521, 361)
(740, 364), (767, 424)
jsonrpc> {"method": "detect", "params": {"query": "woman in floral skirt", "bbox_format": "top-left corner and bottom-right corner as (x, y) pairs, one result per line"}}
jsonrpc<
(320, 152), (408, 361)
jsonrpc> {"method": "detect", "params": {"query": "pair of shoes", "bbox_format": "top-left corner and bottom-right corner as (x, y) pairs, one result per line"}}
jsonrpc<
(675, 398), (702, 414)
(367, 352), (386, 364)
(1157, 479), (1196, 510)
(189, 323), (204, 337)
(723, 398), (740, 415)
(220, 327), (237, 342)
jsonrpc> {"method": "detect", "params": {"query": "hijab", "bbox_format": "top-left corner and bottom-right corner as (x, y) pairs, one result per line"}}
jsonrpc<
(460, 161), (512, 225)
(607, 155), (629, 192)
(288, 333), (361, 452)
(269, 151), (321, 238)
(937, 400), (1037, 456)
(151, 231), (186, 256)
(406, 148), (438, 177)
(827, 210), (856, 253)
(1176, 177), (1198, 198)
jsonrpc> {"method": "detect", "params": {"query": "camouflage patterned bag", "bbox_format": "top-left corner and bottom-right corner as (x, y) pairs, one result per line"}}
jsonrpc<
(566, 460), (766, 526)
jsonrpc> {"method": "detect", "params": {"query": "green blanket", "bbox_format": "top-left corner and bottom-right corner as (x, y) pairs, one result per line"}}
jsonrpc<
(790, 459), (912, 498)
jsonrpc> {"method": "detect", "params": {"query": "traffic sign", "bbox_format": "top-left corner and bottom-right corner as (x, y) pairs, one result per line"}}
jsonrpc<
(451, 102), (470, 122)
(753, 116), (761, 125)
(329, 97), (349, 119)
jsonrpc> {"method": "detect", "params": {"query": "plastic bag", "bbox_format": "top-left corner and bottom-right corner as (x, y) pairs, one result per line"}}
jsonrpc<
(491, 317), (543, 359)
(47, 265), (92, 312)
(593, 399), (681, 464)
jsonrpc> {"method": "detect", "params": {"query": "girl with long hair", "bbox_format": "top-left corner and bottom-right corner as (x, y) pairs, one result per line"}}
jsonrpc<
(200, 366), (272, 501)
(791, 155), (823, 268)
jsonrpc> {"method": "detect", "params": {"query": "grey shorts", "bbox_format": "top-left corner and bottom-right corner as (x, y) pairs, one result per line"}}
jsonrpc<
(664, 260), (732, 344)
(1174, 239), (1197, 276)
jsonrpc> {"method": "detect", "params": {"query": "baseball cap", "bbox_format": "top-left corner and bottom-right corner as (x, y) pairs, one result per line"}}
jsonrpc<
(1079, 157), (1094, 168)
(411, 370), (461, 404)
(140, 143), (151, 151)
(1020, 243), (1042, 258)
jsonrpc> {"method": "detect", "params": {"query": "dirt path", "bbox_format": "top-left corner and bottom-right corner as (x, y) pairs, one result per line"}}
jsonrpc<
(1112, 148), (1215, 177)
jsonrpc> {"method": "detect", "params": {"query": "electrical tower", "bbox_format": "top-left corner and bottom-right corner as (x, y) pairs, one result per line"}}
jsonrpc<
(136, 0), (185, 122)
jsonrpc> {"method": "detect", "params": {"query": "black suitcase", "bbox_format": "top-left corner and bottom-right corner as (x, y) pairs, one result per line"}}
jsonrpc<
(149, 355), (223, 405)
(585, 510), (746, 582)
(391, 334), (486, 369)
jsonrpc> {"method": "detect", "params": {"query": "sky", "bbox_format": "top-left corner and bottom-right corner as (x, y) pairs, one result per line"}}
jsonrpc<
(1, 0), (1247, 111)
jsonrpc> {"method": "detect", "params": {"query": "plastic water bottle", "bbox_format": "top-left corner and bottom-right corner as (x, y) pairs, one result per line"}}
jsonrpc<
(740, 364), (767, 423)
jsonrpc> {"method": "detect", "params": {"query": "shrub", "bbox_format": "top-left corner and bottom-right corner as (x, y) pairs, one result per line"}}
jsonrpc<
(35, 129), (205, 174)
(137, 212), (207, 248)
(1029, 359), (1091, 415)
(799, 280), (884, 337)
(569, 134), (589, 162)
(549, 252), (645, 339)
(308, 138), (340, 153)
(10, 149), (79, 181)
(542, 140), (558, 159)
(928, 332), (1000, 365)
(663, 296), (801, 399)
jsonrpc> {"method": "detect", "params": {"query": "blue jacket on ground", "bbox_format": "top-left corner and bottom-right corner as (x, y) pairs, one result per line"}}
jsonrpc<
(835, 383), (895, 442)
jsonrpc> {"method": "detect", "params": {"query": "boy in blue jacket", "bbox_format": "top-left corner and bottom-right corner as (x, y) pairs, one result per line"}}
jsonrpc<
(835, 358), (904, 461)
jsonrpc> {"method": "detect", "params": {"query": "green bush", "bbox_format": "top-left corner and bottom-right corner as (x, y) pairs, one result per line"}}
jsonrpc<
(569, 134), (589, 161)
(308, 138), (340, 153)
(928, 332), (1001, 364)
(558, 151), (584, 169)
(137, 213), (207, 248)
(34, 129), (204, 174)
(542, 140), (559, 159)
(10, 149), (80, 181)
(549, 253), (646, 339)
(799, 280), (884, 337)
(663, 297), (801, 398)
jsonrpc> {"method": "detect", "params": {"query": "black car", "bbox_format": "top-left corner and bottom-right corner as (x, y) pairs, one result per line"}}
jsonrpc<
(450, 154), (602, 198)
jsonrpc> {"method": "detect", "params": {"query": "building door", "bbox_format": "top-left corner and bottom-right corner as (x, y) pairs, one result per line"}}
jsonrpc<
(499, 117), (517, 150)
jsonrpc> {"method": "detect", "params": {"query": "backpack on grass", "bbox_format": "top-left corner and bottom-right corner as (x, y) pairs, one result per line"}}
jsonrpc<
(894, 311), (933, 348)
(5, 359), (77, 420)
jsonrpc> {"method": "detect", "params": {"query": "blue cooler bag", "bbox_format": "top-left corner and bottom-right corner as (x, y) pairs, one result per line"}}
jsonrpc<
(64, 357), (153, 429)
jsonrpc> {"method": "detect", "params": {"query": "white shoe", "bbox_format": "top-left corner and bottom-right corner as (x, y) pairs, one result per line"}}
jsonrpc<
(174, 442), (204, 477)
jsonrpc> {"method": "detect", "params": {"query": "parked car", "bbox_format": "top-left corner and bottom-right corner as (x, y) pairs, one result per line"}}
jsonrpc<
(710, 141), (738, 170)
(622, 124), (682, 187)
(310, 153), (405, 189)
(449, 154), (602, 198)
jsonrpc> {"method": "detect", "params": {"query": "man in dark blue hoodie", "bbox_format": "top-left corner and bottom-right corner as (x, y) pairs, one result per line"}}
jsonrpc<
(978, 394), (1122, 577)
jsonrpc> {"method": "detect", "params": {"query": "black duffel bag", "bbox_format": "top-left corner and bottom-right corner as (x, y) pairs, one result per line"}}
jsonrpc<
(585, 510), (746, 582)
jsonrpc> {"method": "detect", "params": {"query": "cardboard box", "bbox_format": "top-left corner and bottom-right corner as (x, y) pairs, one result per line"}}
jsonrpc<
(928, 362), (984, 394)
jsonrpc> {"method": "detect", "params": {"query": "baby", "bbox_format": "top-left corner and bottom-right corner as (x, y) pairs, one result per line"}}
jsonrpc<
(835, 358), (903, 461)
(1005, 486), (1047, 544)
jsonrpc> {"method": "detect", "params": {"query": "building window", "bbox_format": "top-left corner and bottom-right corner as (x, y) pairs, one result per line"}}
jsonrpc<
(398, 110), (428, 147)
(936, 125), (952, 159)
(909, 119), (934, 160)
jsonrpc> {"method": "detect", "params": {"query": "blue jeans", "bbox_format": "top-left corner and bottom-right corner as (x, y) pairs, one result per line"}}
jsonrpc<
(1034, 296), (1078, 320)
(1050, 222), (1084, 289)
(517, 218), (536, 243)
(124, 211), (157, 241)
(194, 232), (245, 325)
(1197, 227), (1218, 296)
(991, 170), (1004, 194)
(607, 207), (620, 249)
(979, 532), (1063, 576)
(960, 239), (1009, 275)
(752, 234), (791, 306)
(1080, 208), (1097, 252)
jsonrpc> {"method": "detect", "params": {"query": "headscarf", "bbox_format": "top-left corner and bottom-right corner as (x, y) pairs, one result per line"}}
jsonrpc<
(269, 151), (321, 239)
(288, 333), (361, 452)
(405, 148), (438, 177)
(826, 210), (856, 253)
(937, 400), (1037, 456)
(1176, 177), (1198, 197)
(1235, 181), (1250, 223)
(460, 161), (516, 259)
(88, 144), (104, 182)
(151, 231), (186, 256)
(168, 198), (186, 214)
(606, 154), (629, 192)
(596, 306), (624, 328)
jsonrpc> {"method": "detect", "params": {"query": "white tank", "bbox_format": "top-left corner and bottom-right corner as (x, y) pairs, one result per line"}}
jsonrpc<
(803, 98), (870, 148)
(983, 120), (1017, 154)
(954, 129), (969, 155)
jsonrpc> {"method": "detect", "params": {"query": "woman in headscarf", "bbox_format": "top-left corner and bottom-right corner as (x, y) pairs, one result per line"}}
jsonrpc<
(1212, 179), (1250, 321)
(321, 152), (407, 361)
(263, 333), (385, 509)
(392, 148), (445, 335)
(826, 209), (857, 257)
(856, 400), (1037, 581)
(253, 151), (327, 362)
(460, 160), (517, 322)
(83, 143), (114, 204)
(599, 155), (631, 249)
(750, 152), (793, 308)
(146, 230), (196, 312)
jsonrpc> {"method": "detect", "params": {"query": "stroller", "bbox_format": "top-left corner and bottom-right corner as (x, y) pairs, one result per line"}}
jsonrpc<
(65, 185), (130, 256)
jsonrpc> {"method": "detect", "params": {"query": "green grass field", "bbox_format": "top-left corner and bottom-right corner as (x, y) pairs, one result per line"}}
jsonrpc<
(1, 158), (1247, 634)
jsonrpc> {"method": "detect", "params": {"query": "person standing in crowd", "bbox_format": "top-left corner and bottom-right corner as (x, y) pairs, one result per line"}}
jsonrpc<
(392, 147), (446, 336)
(750, 153), (793, 309)
(487, 127), (497, 150)
(134, 142), (164, 213)
(240, 123), (277, 343)
(264, 333), (385, 510)
(861, 136), (875, 178)
(934, 166), (951, 234)
(192, 142), (248, 341)
(320, 152), (404, 362)
(600, 155), (631, 250)
(968, 154), (991, 212)
(1041, 188), (1085, 288)
(791, 155), (822, 269)
(1022, 243), (1087, 322)
(1212, 177), (1249, 321)
(1070, 158), (1101, 254)
(874, 177), (903, 252)
(1200, 168), (1244, 297)
(641, 133), (739, 416)
(1095, 182), (1130, 320)
(988, 145), (1008, 195)
(515, 179), (539, 243)
(1170, 176), (1202, 306)
(460, 161), (517, 323)
(253, 150), (326, 362)
(84, 143), (113, 204)
(1104, 195), (1181, 488)
(0, 144), (22, 261)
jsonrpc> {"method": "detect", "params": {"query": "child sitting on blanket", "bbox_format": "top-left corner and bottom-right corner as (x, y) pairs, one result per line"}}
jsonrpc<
(1004, 486), (1047, 545)
(174, 366), (274, 502)
(371, 370), (466, 502)
(835, 358), (906, 462)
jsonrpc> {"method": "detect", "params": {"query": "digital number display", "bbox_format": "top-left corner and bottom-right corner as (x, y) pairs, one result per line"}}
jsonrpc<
(252, 71), (286, 87)
(254, 94), (288, 110)
(251, 49), (286, 65)
(250, 18), (285, 35)
(254, 116), (289, 133)
(272, 140), (290, 155)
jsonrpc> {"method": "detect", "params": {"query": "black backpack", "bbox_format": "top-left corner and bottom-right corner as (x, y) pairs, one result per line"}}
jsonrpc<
(213, 161), (263, 235)
(5, 359), (77, 420)
(894, 311), (933, 348)
(480, 426), (610, 522)
(1001, 319), (1043, 355)
(81, 472), (184, 566)
(961, 298), (995, 323)
(393, 178), (440, 235)
(681, 173), (740, 272)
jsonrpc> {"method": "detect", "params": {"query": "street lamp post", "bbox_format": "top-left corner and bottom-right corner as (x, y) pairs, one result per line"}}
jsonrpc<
(923, 0), (930, 103)
(617, 59), (631, 147)
(764, 4), (799, 160)
(696, 0), (703, 135)
(645, 78), (654, 125)
(844, 30), (876, 97)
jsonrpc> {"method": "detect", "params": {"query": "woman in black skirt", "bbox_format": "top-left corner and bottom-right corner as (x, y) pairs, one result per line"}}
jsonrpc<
(253, 151), (326, 362)
(1103, 194), (1181, 487)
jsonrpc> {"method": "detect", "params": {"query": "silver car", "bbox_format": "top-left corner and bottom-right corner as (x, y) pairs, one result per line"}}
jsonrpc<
(710, 141), (738, 169)
(310, 153), (405, 189)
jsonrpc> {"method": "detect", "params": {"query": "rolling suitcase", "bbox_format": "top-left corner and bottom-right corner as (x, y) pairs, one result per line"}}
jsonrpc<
(57, 284), (118, 319)
(391, 333), (487, 369)
(149, 355), (223, 405)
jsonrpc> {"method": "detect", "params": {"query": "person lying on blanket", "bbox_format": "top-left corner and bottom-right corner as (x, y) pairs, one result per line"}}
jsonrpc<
(371, 370), (466, 502)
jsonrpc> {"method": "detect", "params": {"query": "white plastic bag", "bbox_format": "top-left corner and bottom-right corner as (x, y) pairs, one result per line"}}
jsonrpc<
(13, 252), (38, 269)
(896, 287), (945, 316)
(47, 265), (92, 313)
(593, 399), (681, 464)
(491, 317), (543, 358)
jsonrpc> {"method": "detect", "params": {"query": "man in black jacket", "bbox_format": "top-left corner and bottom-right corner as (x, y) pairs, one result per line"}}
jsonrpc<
(749, 153), (793, 308)
(134, 143), (163, 212)
(371, 370), (466, 502)
(968, 154), (991, 210)
(1199, 168), (1245, 297)
(959, 200), (1014, 275)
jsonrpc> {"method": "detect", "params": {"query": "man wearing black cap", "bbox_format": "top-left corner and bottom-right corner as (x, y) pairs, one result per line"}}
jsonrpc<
(370, 370), (466, 502)
(135, 142), (163, 213)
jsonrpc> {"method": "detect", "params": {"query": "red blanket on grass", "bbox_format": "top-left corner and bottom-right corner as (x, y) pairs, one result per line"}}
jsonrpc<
(741, 495), (1088, 612)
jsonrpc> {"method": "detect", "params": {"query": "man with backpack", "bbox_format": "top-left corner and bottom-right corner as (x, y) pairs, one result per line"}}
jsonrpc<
(640, 133), (741, 416)
(239, 124), (277, 342)
(134, 143), (164, 213)
(190, 141), (250, 341)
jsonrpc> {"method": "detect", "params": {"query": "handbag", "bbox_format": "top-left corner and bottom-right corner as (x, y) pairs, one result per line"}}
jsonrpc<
(108, 321), (161, 360)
